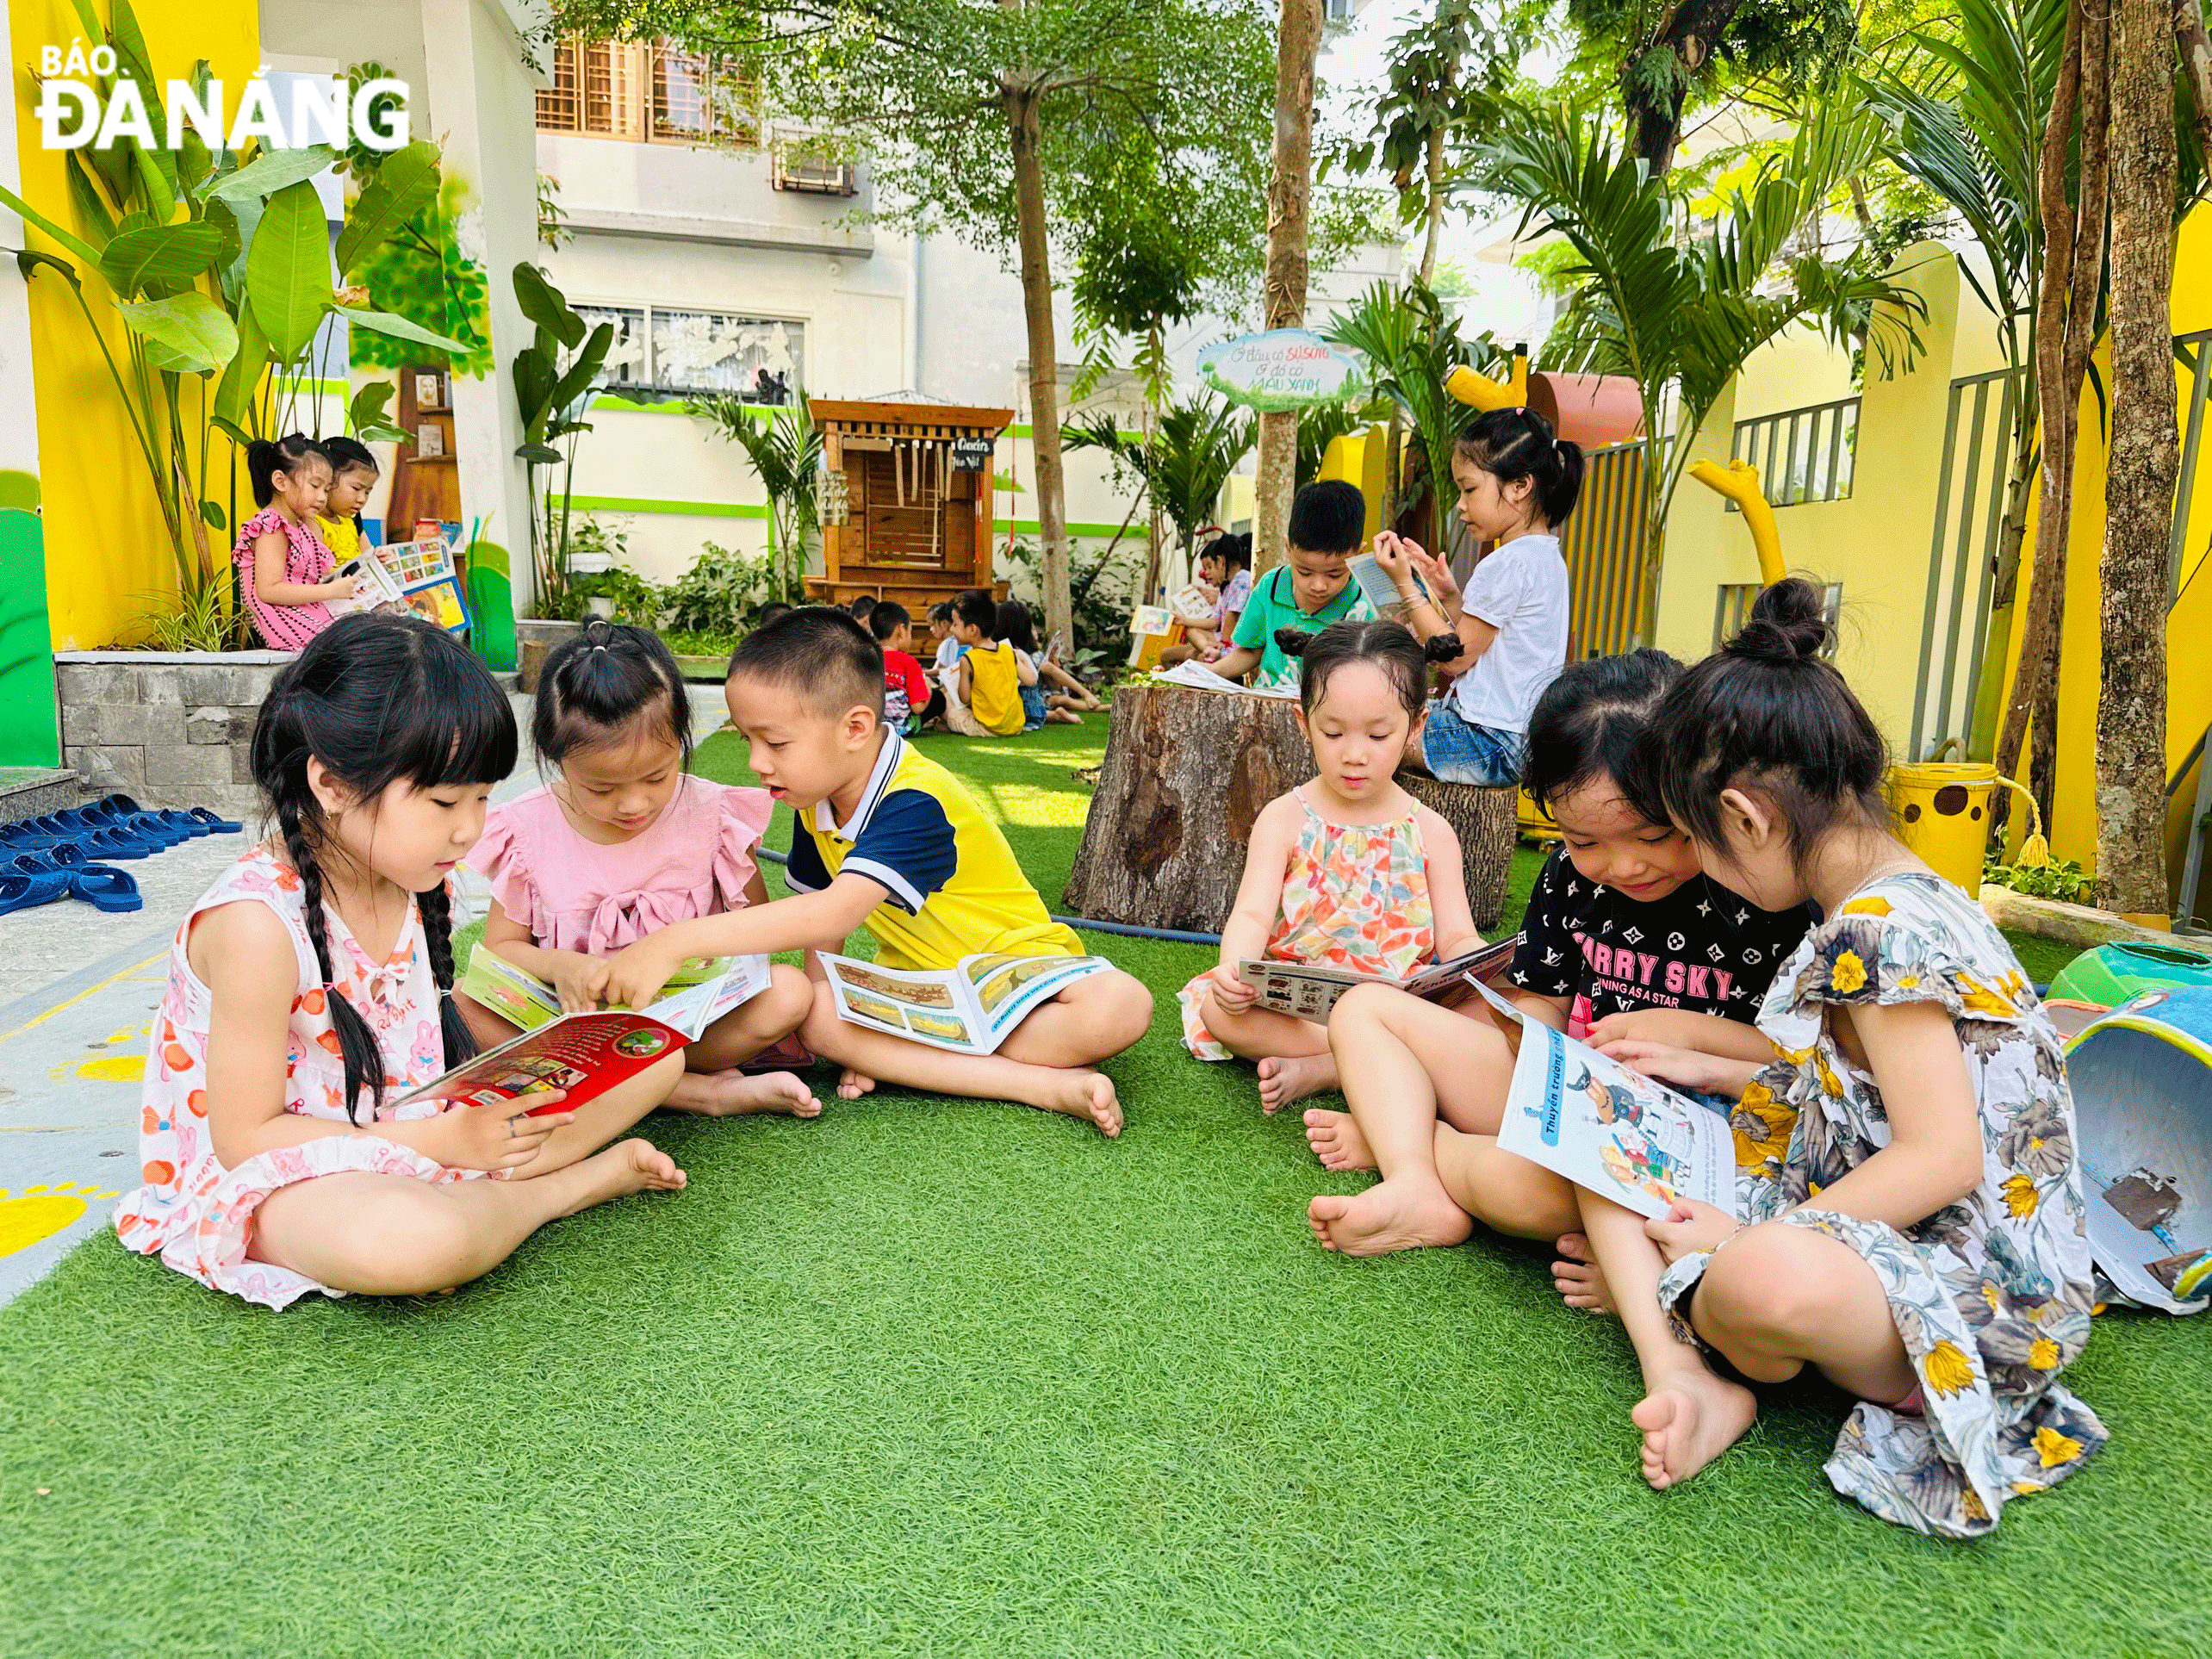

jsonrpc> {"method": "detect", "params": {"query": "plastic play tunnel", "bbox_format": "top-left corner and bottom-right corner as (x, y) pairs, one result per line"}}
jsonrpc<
(1886, 762), (1999, 892)
(2065, 985), (2212, 1313)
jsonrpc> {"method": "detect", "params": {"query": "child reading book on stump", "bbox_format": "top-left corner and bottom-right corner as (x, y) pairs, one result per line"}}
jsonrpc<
(1207, 482), (1376, 691)
(113, 616), (688, 1310)
(1584, 579), (2100, 1534)
(462, 621), (817, 1119)
(1302, 648), (1811, 1276)
(1177, 620), (1483, 1114)
(600, 608), (1155, 1136)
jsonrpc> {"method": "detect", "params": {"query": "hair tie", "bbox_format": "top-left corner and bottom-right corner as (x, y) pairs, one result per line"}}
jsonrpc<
(1513, 405), (1525, 416)
(589, 643), (609, 653)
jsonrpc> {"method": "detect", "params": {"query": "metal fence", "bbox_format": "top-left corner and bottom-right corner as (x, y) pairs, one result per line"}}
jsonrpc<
(1908, 369), (2027, 761)
(1561, 439), (1651, 658)
(1729, 395), (1860, 508)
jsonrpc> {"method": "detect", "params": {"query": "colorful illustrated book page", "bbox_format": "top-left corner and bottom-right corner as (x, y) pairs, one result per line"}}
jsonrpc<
(419, 947), (773, 1115)
(1240, 934), (1523, 1023)
(1345, 552), (1432, 624)
(1474, 980), (1738, 1221)
(820, 951), (1111, 1054)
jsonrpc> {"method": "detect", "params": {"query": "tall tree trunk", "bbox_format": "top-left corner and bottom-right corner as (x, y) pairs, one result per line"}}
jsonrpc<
(1624, 0), (1744, 174)
(2097, 0), (2179, 916)
(1005, 83), (1073, 648)
(1254, 0), (1322, 575)
(2179, 0), (2212, 157)
(1419, 123), (1446, 285)
(1381, 407), (1403, 531)
(1993, 0), (2085, 812)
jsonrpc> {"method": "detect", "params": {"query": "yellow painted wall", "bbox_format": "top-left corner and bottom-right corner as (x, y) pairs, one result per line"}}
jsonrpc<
(9, 0), (260, 649)
(1651, 245), (2005, 755)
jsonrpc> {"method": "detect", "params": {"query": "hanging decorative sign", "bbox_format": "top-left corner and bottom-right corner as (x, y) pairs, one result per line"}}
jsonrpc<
(1196, 328), (1369, 413)
(950, 436), (992, 471)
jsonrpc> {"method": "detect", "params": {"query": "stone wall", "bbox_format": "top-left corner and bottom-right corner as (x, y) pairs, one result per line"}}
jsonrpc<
(53, 652), (293, 823)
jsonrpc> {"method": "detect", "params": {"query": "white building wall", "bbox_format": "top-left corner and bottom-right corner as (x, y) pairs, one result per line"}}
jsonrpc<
(536, 113), (1401, 593)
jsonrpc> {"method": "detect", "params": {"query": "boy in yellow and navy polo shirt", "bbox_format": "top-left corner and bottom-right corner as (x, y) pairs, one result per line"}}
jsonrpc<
(600, 608), (1153, 1137)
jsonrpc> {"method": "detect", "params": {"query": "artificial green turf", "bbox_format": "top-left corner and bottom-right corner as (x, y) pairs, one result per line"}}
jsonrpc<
(3, 721), (2206, 1656)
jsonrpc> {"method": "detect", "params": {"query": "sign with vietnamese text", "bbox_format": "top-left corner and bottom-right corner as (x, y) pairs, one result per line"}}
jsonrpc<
(1196, 329), (1368, 413)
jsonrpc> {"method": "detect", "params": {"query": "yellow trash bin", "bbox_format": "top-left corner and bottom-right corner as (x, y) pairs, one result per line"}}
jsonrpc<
(1886, 762), (2041, 894)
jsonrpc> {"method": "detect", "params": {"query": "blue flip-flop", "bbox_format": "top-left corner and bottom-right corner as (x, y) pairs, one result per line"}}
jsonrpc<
(6, 852), (77, 899)
(0, 867), (67, 914)
(66, 863), (142, 912)
(186, 805), (243, 834)
(117, 812), (187, 848)
(153, 808), (211, 839)
(81, 827), (150, 861)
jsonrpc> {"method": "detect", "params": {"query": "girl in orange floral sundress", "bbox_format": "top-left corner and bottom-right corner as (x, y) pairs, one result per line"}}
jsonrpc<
(1177, 620), (1483, 1114)
(114, 615), (688, 1310)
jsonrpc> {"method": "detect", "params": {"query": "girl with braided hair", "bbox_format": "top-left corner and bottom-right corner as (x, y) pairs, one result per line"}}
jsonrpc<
(114, 614), (687, 1309)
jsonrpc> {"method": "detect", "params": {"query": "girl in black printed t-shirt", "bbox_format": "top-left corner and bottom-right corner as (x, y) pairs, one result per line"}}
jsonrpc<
(1304, 649), (1814, 1271)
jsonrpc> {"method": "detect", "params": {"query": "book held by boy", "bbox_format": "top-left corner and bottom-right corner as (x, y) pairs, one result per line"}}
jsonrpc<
(397, 945), (773, 1115)
(1238, 935), (1522, 1022)
(1471, 979), (1739, 1221)
(1148, 660), (1299, 699)
(820, 950), (1112, 1054)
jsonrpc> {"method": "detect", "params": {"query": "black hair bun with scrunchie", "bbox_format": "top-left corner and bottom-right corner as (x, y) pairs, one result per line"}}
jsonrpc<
(1274, 626), (1314, 658)
(1725, 575), (1830, 663)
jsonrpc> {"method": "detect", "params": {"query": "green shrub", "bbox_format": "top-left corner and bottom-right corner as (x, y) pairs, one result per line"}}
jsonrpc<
(660, 541), (789, 637)
(1982, 855), (2096, 907)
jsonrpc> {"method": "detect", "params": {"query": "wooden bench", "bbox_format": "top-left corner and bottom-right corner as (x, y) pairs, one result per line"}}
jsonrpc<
(1063, 683), (1518, 935)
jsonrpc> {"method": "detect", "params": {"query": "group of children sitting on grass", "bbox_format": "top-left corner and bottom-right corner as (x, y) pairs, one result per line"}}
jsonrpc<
(115, 405), (2098, 1542)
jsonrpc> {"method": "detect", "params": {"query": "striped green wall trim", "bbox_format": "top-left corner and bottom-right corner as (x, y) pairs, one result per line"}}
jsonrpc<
(567, 495), (770, 519)
(578, 403), (1127, 443)
(991, 519), (1132, 539)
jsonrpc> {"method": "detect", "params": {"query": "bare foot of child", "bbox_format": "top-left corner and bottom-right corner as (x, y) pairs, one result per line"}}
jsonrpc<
(1551, 1232), (1614, 1313)
(1258, 1053), (1338, 1115)
(557, 1138), (687, 1215)
(1307, 1178), (1471, 1256)
(1047, 708), (1083, 724)
(1031, 1070), (1123, 1137)
(1302, 1109), (1375, 1171)
(668, 1069), (823, 1118)
(1632, 1369), (1758, 1490)
(837, 1068), (879, 1100)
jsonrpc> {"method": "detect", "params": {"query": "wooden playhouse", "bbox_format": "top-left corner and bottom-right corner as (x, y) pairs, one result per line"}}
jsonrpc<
(807, 400), (1013, 616)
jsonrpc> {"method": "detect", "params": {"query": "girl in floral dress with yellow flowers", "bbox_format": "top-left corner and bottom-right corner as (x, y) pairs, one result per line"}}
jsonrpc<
(1600, 578), (2103, 1537)
(1177, 621), (1484, 1114)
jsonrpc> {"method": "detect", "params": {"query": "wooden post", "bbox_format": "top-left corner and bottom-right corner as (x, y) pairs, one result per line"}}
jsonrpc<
(1065, 685), (1518, 934)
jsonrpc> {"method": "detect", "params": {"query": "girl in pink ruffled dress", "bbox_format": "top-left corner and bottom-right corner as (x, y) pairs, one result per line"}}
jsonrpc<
(114, 615), (691, 1310)
(463, 621), (817, 1118)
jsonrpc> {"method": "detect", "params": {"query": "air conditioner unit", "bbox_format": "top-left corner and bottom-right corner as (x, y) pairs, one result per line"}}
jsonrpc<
(773, 138), (857, 196)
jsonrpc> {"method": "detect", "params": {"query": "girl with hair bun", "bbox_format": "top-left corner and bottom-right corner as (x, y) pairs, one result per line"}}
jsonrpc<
(234, 433), (354, 650)
(463, 620), (818, 1118)
(1605, 576), (2103, 1534)
(113, 614), (690, 1308)
(1371, 405), (1581, 786)
(1178, 618), (1485, 1113)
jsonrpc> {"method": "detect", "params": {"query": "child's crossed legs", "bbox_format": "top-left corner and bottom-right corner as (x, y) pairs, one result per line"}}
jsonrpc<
(1194, 983), (1339, 1114)
(801, 960), (1154, 1137)
(250, 1049), (689, 1296)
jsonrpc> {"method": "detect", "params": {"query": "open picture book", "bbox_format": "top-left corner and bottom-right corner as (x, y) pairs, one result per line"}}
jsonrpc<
(1472, 979), (1739, 1221)
(393, 944), (772, 1115)
(329, 536), (472, 635)
(820, 951), (1113, 1054)
(1237, 934), (1522, 1023)
(1149, 660), (1298, 699)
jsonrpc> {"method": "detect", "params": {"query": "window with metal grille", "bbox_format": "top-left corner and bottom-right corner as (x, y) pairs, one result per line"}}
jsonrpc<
(1713, 581), (1842, 655)
(575, 301), (804, 401)
(536, 37), (759, 147)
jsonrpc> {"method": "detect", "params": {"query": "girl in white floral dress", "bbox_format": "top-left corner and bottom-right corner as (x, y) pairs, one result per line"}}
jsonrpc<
(1571, 579), (2102, 1537)
(114, 615), (689, 1310)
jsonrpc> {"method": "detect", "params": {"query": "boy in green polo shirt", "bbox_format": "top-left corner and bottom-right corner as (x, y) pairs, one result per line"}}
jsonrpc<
(1215, 480), (1376, 690)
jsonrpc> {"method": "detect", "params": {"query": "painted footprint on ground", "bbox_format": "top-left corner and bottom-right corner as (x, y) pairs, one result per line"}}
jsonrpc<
(0, 1184), (121, 1259)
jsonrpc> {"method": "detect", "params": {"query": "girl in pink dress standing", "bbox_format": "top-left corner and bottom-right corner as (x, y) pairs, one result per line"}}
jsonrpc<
(114, 614), (689, 1310)
(462, 621), (817, 1117)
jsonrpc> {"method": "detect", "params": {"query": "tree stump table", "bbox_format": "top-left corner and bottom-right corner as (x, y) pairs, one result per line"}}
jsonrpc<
(1063, 684), (1517, 935)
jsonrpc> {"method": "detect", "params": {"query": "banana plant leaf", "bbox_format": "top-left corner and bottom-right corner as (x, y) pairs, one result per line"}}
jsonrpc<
(97, 222), (225, 300)
(247, 181), (335, 360)
(119, 291), (238, 373)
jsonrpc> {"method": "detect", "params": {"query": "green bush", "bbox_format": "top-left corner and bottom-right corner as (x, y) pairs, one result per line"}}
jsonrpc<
(660, 541), (790, 638)
(1983, 855), (2096, 907)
